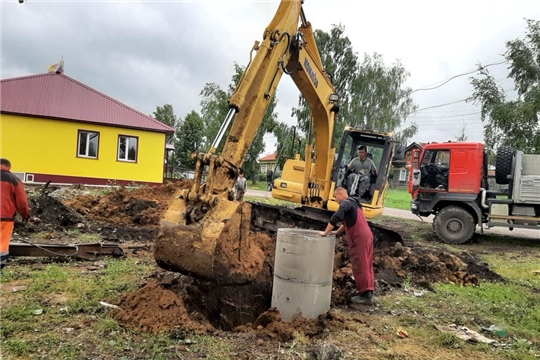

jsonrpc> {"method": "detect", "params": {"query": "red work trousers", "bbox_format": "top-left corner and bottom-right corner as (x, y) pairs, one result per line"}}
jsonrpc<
(344, 211), (374, 293)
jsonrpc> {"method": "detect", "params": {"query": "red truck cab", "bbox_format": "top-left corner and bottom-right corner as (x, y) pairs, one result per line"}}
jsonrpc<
(409, 142), (489, 243)
(410, 142), (486, 199)
(409, 142), (539, 244)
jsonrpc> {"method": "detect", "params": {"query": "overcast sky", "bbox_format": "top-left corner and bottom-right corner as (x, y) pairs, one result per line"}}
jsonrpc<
(2, 0), (539, 155)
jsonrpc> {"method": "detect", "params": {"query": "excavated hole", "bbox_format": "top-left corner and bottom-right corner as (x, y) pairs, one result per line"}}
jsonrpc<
(182, 280), (272, 331)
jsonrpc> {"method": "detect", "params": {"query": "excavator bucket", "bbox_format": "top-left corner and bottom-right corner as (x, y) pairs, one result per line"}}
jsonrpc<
(154, 189), (266, 285)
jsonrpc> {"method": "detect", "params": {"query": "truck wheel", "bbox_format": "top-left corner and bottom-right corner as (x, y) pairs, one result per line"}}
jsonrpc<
(495, 147), (513, 185)
(433, 206), (475, 244)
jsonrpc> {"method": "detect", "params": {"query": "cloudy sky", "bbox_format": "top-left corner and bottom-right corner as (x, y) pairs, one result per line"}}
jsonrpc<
(2, 0), (539, 155)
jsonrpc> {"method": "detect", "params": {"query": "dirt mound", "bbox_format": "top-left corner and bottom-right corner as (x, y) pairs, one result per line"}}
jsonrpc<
(329, 240), (503, 305)
(114, 278), (214, 334)
(114, 271), (345, 342)
(13, 194), (85, 235)
(65, 181), (190, 227)
(114, 239), (503, 338)
(14, 182), (504, 341)
(373, 243), (503, 290)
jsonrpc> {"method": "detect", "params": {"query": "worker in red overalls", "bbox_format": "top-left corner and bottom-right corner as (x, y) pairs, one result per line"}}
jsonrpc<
(1, 158), (30, 270)
(319, 186), (374, 305)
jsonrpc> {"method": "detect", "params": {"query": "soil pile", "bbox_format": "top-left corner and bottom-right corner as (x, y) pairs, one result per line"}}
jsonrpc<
(13, 183), (504, 341)
(65, 181), (190, 227)
(114, 278), (214, 334)
(114, 270), (346, 342)
(13, 193), (85, 236)
(114, 239), (503, 339)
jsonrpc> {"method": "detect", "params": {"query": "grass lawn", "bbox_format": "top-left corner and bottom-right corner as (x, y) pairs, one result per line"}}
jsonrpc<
(384, 188), (412, 210)
(247, 181), (269, 191)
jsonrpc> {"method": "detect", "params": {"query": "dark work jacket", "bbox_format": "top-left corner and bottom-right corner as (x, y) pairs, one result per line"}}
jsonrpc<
(329, 197), (363, 227)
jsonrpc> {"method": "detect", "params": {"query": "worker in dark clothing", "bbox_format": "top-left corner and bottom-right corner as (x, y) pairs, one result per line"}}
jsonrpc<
(319, 186), (374, 305)
(1, 158), (30, 270)
(266, 169), (273, 191)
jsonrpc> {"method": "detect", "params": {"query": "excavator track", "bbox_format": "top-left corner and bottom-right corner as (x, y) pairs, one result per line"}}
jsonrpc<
(248, 201), (414, 248)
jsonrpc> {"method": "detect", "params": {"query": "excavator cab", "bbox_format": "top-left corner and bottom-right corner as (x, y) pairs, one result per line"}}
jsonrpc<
(272, 127), (400, 219)
(329, 127), (398, 218)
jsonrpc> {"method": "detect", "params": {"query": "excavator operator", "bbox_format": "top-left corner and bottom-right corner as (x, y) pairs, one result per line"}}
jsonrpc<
(345, 146), (378, 199)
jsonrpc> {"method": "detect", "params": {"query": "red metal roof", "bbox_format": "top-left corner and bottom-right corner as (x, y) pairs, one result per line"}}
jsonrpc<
(259, 153), (276, 162)
(1, 72), (174, 133)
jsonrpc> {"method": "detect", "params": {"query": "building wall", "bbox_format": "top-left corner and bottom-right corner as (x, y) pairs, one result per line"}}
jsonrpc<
(0, 114), (166, 184)
(260, 161), (276, 174)
(389, 169), (409, 190)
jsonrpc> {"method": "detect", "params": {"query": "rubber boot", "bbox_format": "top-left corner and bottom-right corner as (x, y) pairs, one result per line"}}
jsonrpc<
(351, 290), (374, 305)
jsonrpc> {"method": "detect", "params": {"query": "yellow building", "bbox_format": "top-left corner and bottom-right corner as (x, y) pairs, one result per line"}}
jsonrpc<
(0, 72), (174, 186)
(259, 153), (277, 175)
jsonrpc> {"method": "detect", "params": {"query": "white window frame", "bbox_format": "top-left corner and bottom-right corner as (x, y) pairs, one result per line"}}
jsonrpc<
(77, 130), (99, 158)
(117, 135), (138, 162)
(399, 169), (409, 181)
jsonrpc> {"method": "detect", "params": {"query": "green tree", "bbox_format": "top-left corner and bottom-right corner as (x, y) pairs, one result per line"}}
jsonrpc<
(243, 95), (278, 183)
(292, 25), (418, 146)
(470, 19), (540, 153)
(198, 63), (279, 182)
(176, 110), (205, 168)
(292, 24), (358, 144)
(152, 104), (179, 143)
(350, 53), (418, 143)
(199, 83), (229, 151)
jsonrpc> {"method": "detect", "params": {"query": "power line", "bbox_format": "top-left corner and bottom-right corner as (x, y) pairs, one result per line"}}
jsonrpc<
(414, 124), (483, 129)
(408, 111), (481, 119)
(414, 122), (483, 127)
(411, 60), (507, 93)
(414, 97), (471, 112)
(413, 108), (476, 114)
(414, 88), (514, 113)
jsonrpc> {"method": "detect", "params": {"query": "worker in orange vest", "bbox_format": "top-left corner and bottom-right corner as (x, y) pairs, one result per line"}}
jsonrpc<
(1, 158), (30, 270)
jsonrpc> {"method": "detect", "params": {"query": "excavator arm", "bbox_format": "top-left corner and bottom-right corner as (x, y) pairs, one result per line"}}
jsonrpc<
(154, 0), (339, 284)
(287, 16), (340, 207)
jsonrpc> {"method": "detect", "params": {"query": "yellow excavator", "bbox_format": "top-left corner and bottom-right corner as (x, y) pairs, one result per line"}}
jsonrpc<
(154, 0), (405, 285)
(272, 126), (402, 219)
